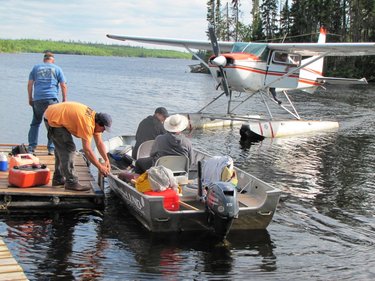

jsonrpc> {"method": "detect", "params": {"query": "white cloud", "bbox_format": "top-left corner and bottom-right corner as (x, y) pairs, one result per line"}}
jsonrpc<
(0, 0), (253, 51)
(0, 0), (210, 46)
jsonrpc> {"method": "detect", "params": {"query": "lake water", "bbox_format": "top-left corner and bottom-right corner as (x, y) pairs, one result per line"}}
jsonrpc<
(0, 53), (374, 280)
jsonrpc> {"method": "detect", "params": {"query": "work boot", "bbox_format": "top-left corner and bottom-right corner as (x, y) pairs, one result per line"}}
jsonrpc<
(52, 178), (65, 186)
(27, 146), (34, 154)
(64, 182), (91, 192)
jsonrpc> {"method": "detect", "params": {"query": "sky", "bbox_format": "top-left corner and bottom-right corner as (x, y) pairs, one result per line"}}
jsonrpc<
(0, 0), (251, 50)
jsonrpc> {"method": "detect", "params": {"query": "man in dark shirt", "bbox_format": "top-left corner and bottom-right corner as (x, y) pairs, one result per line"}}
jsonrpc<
(132, 107), (169, 159)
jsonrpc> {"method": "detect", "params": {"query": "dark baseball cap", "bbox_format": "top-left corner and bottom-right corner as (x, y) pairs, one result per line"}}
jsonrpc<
(44, 51), (54, 59)
(155, 107), (169, 117)
(96, 112), (112, 132)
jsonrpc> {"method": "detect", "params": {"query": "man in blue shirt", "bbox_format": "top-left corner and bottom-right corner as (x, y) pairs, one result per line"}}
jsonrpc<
(27, 51), (67, 154)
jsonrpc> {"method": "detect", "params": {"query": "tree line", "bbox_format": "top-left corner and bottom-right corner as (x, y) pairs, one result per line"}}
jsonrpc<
(206, 0), (375, 81)
(0, 39), (191, 59)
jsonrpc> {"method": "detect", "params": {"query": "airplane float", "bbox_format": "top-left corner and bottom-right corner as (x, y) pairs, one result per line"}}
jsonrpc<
(107, 27), (375, 141)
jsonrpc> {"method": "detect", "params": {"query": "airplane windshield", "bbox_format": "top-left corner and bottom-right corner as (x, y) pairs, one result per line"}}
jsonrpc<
(231, 43), (269, 61)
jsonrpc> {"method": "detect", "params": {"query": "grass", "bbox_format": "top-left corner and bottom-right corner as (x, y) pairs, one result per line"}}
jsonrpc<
(0, 38), (192, 59)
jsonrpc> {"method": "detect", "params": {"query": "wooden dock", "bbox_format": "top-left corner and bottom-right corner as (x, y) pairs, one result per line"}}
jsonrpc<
(0, 238), (28, 280)
(0, 144), (104, 212)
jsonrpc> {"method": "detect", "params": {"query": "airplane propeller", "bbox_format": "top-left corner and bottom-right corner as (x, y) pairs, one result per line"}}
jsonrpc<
(208, 25), (231, 101)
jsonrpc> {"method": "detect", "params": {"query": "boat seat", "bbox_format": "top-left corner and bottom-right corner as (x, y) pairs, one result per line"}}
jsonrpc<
(136, 140), (155, 159)
(154, 155), (189, 185)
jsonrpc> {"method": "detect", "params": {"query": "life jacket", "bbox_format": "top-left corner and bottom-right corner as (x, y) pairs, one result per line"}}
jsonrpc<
(135, 171), (152, 193)
(221, 164), (238, 187)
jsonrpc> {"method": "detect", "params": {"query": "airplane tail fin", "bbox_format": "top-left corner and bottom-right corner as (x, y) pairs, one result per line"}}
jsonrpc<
(298, 27), (326, 93)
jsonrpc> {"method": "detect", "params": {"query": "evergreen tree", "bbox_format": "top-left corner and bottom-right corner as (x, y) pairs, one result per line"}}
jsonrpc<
(206, 0), (215, 39)
(260, 0), (278, 40)
(206, 0), (215, 25)
(232, 0), (240, 41)
(279, 0), (291, 38)
(204, 0), (375, 80)
(289, 0), (309, 41)
(251, 0), (264, 41)
(215, 0), (223, 39)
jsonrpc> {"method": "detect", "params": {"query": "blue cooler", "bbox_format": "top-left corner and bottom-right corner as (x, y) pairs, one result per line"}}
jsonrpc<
(0, 153), (8, 171)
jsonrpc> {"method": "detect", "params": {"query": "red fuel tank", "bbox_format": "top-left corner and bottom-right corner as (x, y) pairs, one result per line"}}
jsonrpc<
(144, 189), (180, 211)
(8, 164), (51, 188)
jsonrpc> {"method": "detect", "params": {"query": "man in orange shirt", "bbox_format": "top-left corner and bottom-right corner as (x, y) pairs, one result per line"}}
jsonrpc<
(44, 101), (111, 191)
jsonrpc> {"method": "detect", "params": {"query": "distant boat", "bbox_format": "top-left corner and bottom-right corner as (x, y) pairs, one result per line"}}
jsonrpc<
(189, 63), (209, 73)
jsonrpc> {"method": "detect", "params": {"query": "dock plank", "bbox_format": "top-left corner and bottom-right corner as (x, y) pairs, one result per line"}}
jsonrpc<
(0, 257), (20, 265)
(0, 238), (28, 280)
(0, 272), (28, 281)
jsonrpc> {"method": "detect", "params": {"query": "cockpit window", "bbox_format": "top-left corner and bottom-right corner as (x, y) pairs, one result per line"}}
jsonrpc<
(273, 51), (301, 66)
(231, 43), (269, 61)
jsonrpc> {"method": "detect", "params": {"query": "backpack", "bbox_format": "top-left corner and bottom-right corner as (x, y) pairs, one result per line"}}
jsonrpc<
(10, 144), (28, 156)
(108, 145), (134, 169)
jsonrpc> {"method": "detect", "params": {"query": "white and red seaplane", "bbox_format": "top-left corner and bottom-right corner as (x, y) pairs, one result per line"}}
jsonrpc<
(107, 27), (375, 140)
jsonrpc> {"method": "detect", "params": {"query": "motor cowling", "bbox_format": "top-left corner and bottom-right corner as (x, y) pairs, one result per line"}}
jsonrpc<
(211, 55), (227, 67)
(205, 182), (239, 237)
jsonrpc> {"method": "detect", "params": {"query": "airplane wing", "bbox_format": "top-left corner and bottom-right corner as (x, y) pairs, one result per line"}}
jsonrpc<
(106, 34), (234, 52)
(107, 34), (375, 57)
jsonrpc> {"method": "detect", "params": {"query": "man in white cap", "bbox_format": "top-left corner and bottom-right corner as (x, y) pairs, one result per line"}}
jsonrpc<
(134, 114), (192, 174)
(44, 101), (111, 191)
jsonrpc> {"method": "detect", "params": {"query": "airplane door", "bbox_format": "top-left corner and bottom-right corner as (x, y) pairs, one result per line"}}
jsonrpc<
(265, 51), (301, 88)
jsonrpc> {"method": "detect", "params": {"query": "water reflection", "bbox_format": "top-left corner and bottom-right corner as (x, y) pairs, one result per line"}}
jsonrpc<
(1, 211), (107, 280)
(99, 192), (277, 279)
(226, 230), (276, 272)
(1, 54), (375, 280)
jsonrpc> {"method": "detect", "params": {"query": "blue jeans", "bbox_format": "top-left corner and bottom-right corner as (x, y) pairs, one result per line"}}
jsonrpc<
(28, 98), (58, 151)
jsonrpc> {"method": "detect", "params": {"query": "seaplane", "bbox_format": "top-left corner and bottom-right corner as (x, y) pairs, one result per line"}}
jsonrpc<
(107, 26), (375, 141)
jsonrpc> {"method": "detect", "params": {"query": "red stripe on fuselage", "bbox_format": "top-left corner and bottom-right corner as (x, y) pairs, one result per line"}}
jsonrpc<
(209, 64), (300, 79)
(258, 122), (263, 136)
(298, 77), (321, 86)
(269, 122), (275, 138)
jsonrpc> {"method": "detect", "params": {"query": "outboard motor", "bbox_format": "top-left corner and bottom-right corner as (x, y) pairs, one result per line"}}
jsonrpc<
(205, 182), (239, 238)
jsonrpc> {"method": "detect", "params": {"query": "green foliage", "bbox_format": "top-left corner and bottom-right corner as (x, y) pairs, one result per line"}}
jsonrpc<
(207, 0), (375, 81)
(0, 39), (191, 59)
(260, 0), (278, 39)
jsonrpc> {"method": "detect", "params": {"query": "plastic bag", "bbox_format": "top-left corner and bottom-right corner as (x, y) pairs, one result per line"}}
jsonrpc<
(147, 166), (178, 192)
